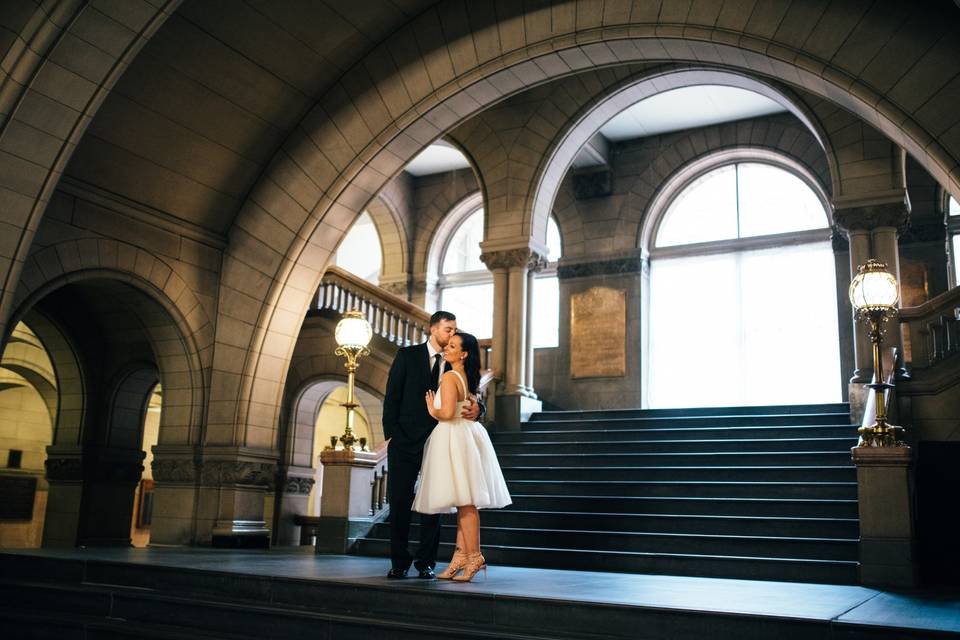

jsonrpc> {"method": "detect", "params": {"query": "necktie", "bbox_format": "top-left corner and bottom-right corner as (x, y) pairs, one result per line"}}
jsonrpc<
(431, 353), (442, 390)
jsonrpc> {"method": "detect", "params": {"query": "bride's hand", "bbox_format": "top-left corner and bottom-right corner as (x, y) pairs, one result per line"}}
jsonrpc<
(425, 390), (435, 412)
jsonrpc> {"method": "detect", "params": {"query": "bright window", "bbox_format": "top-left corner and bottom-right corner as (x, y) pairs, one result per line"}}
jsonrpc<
(657, 162), (827, 246)
(436, 209), (561, 346)
(334, 211), (382, 285)
(949, 196), (959, 217)
(648, 162), (839, 408)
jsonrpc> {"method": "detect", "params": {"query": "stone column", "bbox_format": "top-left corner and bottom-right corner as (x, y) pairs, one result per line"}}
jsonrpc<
(480, 244), (547, 430)
(41, 446), (84, 547)
(150, 446), (201, 545)
(851, 446), (917, 587)
(196, 448), (277, 548)
(833, 193), (910, 417)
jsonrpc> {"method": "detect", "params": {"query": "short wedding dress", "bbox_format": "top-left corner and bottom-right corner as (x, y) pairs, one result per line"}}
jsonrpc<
(412, 370), (512, 514)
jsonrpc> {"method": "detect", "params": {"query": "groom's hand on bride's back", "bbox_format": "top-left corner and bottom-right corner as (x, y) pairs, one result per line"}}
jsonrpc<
(460, 398), (481, 421)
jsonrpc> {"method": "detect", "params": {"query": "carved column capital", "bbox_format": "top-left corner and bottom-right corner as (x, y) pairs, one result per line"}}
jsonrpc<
(377, 279), (409, 298)
(480, 248), (548, 271)
(833, 196), (911, 233)
(200, 460), (277, 489)
(152, 458), (199, 483)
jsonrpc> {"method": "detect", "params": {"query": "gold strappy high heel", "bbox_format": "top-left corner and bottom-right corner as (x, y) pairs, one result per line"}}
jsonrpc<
(437, 547), (468, 579)
(451, 553), (486, 582)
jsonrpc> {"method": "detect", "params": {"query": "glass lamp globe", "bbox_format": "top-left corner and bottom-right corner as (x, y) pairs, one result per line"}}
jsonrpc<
(335, 310), (373, 348)
(849, 259), (899, 312)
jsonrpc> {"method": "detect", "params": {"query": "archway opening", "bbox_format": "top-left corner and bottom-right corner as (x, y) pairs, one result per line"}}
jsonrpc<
(0, 321), (56, 548)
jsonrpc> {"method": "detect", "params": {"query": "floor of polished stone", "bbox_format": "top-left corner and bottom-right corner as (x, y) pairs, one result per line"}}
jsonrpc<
(6, 547), (959, 635)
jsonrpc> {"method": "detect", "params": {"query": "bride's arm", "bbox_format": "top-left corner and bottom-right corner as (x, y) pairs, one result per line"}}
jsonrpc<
(425, 373), (460, 421)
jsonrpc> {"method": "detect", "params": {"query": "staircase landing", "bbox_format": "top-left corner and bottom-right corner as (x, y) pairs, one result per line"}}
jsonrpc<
(3, 548), (958, 640)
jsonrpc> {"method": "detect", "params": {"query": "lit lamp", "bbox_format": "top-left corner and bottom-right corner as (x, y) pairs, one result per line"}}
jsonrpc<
(333, 310), (373, 451)
(848, 258), (903, 447)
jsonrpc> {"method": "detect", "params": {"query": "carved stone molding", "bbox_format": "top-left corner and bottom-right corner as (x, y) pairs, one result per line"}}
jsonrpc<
(558, 255), (644, 280)
(480, 248), (547, 271)
(45, 457), (83, 482)
(831, 227), (850, 252)
(834, 201), (910, 233)
(200, 460), (277, 489)
(283, 476), (316, 495)
(153, 458), (198, 483)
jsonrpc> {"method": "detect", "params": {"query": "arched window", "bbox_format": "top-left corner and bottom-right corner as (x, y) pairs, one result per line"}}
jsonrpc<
(647, 161), (840, 408)
(947, 195), (960, 287)
(334, 211), (382, 285)
(437, 208), (562, 346)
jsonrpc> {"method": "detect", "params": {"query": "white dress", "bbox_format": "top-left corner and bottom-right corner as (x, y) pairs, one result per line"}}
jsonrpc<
(412, 371), (512, 514)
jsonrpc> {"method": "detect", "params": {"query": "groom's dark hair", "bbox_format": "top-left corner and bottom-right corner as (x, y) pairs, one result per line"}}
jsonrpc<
(430, 310), (456, 326)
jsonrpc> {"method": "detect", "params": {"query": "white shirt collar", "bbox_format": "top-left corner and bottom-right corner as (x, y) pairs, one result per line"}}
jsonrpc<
(427, 340), (441, 360)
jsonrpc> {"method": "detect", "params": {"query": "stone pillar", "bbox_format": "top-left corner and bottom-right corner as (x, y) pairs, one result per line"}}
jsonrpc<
(525, 267), (537, 390)
(833, 193), (910, 418)
(273, 466), (316, 546)
(42, 445), (145, 547)
(851, 446), (918, 587)
(314, 448), (382, 553)
(195, 448), (277, 548)
(150, 447), (201, 545)
(377, 277), (411, 301)
(480, 243), (547, 430)
(41, 446), (84, 547)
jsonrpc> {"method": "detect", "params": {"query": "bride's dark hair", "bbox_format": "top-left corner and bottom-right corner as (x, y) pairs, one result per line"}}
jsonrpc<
(455, 330), (482, 394)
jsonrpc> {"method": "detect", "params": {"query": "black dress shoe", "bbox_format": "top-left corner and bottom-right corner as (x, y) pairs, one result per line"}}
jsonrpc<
(416, 567), (436, 579)
(386, 568), (408, 579)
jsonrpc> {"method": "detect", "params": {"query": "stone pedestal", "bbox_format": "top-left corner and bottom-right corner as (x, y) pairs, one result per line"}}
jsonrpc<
(149, 448), (200, 546)
(315, 448), (385, 553)
(851, 445), (918, 587)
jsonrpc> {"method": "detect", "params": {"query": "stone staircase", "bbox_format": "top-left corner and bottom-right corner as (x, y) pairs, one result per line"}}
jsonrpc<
(355, 403), (861, 584)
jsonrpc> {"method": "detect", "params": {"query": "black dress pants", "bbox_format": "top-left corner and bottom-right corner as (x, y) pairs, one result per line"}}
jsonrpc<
(387, 442), (442, 570)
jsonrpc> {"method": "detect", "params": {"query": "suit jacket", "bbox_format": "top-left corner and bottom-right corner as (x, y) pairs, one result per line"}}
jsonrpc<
(382, 343), (439, 452)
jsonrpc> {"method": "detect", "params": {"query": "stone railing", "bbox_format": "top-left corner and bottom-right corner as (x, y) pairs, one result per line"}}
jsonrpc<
(899, 287), (960, 370)
(314, 267), (429, 347)
(315, 268), (499, 410)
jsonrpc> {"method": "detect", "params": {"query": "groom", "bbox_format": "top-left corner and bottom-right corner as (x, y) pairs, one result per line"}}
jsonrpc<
(382, 310), (481, 579)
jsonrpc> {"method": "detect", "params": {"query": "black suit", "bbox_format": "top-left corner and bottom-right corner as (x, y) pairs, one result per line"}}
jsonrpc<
(382, 342), (444, 571)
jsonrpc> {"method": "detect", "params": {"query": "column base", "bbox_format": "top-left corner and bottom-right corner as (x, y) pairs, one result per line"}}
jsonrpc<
(495, 393), (543, 431)
(211, 520), (271, 549)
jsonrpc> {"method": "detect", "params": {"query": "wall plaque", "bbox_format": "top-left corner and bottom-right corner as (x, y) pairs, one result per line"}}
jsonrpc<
(570, 286), (626, 378)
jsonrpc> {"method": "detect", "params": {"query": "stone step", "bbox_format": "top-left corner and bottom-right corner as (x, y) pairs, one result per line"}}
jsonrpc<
(523, 413), (851, 430)
(401, 509), (859, 537)
(494, 437), (858, 454)
(503, 479), (858, 499)
(529, 403), (851, 421)
(501, 465), (857, 482)
(366, 522), (859, 561)
(497, 451), (854, 467)
(354, 538), (859, 584)
(504, 495), (859, 518)
(495, 425), (856, 441)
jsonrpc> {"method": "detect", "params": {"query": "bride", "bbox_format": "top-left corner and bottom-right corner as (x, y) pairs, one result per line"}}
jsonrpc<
(412, 330), (512, 582)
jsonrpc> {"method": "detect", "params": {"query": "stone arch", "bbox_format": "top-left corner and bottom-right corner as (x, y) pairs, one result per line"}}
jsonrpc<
(9, 241), (211, 448)
(419, 191), (484, 309)
(1, 321), (58, 426)
(106, 366), (160, 451)
(635, 141), (833, 259)
(364, 194), (408, 279)
(525, 68), (840, 250)
(0, 1), (180, 337)
(203, 3), (960, 450)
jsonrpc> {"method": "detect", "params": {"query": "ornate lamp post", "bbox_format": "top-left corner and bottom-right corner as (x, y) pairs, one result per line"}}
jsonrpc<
(848, 259), (903, 447)
(333, 309), (373, 451)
